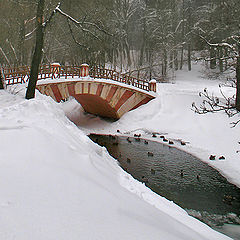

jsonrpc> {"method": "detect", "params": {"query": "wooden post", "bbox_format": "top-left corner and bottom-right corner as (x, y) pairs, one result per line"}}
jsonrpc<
(80, 64), (89, 77)
(51, 63), (61, 79)
(149, 79), (157, 92)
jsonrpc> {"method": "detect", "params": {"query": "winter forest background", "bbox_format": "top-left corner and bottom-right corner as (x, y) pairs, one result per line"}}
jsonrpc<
(0, 0), (240, 82)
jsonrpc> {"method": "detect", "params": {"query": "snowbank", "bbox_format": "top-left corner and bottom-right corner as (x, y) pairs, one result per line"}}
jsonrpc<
(0, 86), (230, 239)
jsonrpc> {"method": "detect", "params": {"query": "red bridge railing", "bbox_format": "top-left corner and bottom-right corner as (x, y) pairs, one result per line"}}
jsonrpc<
(1, 64), (156, 92)
(89, 66), (150, 91)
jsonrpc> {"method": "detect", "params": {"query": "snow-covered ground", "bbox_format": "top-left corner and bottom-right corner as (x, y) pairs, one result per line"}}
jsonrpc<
(63, 64), (240, 189)
(0, 64), (237, 239)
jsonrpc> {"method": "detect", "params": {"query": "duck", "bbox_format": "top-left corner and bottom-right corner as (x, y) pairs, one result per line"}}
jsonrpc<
(127, 137), (132, 143)
(219, 156), (225, 160)
(151, 168), (156, 174)
(180, 170), (184, 177)
(117, 129), (120, 133)
(169, 141), (174, 145)
(152, 133), (157, 138)
(163, 138), (168, 142)
(148, 152), (154, 157)
(144, 140), (148, 145)
(223, 195), (236, 205)
(209, 155), (216, 160)
(134, 134), (141, 138)
(180, 141), (186, 146)
(160, 135), (165, 139)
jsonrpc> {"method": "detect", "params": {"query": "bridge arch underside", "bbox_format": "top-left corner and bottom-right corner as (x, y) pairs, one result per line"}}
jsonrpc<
(36, 81), (155, 119)
(75, 94), (119, 119)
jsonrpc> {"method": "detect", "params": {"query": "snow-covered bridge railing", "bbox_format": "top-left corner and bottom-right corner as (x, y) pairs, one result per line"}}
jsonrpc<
(2, 64), (156, 92)
(2, 64), (156, 119)
(89, 66), (151, 92)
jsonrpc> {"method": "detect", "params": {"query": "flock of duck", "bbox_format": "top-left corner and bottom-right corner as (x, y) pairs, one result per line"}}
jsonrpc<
(111, 132), (226, 185)
(120, 135), (235, 205)
(101, 131), (226, 171)
(124, 132), (226, 163)
(91, 133), (237, 206)
(112, 132), (191, 183)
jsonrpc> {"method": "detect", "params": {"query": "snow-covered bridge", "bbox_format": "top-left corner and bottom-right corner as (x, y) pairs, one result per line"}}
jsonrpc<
(2, 64), (156, 119)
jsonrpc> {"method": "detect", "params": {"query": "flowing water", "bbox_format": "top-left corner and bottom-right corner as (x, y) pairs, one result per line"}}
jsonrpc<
(89, 134), (240, 239)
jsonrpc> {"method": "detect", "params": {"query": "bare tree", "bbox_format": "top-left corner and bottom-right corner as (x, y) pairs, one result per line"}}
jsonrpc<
(26, 0), (45, 99)
(25, 1), (111, 99)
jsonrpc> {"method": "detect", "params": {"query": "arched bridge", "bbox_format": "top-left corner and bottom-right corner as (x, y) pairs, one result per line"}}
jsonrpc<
(1, 64), (156, 119)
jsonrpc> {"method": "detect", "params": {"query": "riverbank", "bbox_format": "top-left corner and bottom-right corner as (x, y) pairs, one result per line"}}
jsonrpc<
(0, 81), (231, 239)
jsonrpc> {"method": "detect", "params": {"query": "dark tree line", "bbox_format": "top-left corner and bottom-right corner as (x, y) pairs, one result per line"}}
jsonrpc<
(0, 0), (240, 106)
(1, 0), (239, 75)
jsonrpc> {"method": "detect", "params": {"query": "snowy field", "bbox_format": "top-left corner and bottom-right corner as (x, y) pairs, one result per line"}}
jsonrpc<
(0, 64), (237, 239)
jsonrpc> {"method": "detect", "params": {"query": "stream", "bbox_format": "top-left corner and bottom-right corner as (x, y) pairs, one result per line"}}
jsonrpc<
(89, 134), (240, 240)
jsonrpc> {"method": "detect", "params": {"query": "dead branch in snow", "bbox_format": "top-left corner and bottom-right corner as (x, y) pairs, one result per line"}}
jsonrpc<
(192, 86), (239, 127)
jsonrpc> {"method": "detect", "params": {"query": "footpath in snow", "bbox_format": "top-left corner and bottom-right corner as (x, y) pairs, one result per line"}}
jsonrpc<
(0, 72), (232, 239)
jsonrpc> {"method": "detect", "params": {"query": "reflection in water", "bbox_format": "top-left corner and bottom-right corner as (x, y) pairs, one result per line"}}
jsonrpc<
(89, 134), (240, 239)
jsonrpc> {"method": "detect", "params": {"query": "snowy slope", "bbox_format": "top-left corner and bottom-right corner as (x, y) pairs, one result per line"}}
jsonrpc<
(0, 86), (231, 239)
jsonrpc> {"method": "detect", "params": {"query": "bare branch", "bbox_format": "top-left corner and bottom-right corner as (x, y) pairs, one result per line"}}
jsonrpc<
(55, 6), (101, 40)
(0, 46), (12, 67)
(231, 119), (240, 128)
(198, 34), (238, 56)
(43, 2), (60, 29)
(67, 20), (89, 49)
(192, 86), (239, 126)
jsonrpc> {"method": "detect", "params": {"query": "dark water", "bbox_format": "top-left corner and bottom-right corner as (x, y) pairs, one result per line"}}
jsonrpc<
(89, 134), (240, 239)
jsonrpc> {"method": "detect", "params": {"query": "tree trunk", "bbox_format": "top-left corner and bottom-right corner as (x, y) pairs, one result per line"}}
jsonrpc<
(0, 70), (4, 89)
(169, 52), (173, 69)
(180, 47), (184, 70)
(187, 43), (191, 71)
(162, 48), (167, 77)
(210, 47), (216, 69)
(236, 55), (240, 111)
(25, 0), (45, 99)
(219, 47), (223, 72)
(224, 48), (228, 71)
(174, 49), (178, 71)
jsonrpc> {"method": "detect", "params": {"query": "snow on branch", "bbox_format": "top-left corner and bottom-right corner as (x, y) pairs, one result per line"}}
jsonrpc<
(43, 2), (61, 28)
(198, 34), (238, 56)
(25, 27), (37, 40)
(53, 4), (111, 38)
(192, 86), (239, 127)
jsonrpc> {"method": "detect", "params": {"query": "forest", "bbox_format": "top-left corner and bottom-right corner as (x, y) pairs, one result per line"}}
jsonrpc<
(0, 0), (240, 82)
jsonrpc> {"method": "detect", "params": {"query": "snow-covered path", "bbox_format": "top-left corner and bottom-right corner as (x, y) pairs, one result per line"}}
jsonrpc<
(0, 78), (232, 239)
